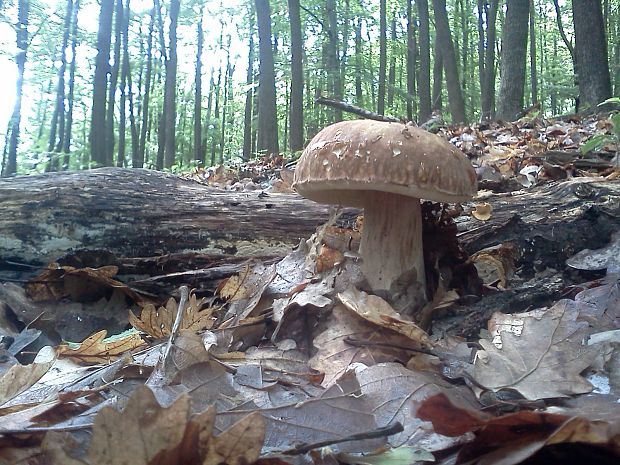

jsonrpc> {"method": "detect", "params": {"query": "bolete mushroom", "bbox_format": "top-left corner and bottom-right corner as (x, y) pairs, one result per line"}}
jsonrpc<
(292, 119), (477, 296)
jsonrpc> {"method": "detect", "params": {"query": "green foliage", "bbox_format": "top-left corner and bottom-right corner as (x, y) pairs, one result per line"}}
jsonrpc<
(580, 98), (620, 155)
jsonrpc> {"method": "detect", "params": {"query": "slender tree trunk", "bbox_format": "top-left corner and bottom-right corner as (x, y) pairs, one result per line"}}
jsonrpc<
(63, 0), (80, 167)
(105, 0), (123, 165)
(377, 0), (387, 115)
(572, 0), (612, 110)
(210, 64), (222, 166)
(137, 7), (154, 168)
(417, 0), (432, 121)
(193, 8), (203, 163)
(432, 38), (443, 112)
(242, 6), (255, 161)
(528, 0), (538, 104)
(163, 0), (180, 168)
(3, 0), (29, 176)
(47, 0), (73, 170)
(219, 40), (232, 165)
(326, 0), (342, 121)
(432, 0), (466, 123)
(202, 70), (214, 164)
(255, 0), (279, 155)
(406, 0), (417, 121)
(90, 0), (114, 167)
(460, 0), (469, 117)
(117, 0), (133, 167)
(387, 10), (397, 110)
(478, 0), (499, 120)
(354, 17), (363, 106)
(497, 0), (529, 121)
(288, 0), (304, 153)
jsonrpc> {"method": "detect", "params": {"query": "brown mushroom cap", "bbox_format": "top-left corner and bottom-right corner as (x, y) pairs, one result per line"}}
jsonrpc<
(293, 119), (477, 206)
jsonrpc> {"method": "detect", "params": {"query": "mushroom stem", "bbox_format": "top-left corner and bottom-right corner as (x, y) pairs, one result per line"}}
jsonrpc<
(359, 191), (426, 294)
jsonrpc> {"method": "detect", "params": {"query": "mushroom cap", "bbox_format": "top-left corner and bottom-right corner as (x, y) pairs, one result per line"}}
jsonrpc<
(293, 120), (477, 206)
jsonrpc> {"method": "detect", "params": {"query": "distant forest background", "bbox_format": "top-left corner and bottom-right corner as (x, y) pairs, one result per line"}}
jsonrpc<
(0, 0), (618, 176)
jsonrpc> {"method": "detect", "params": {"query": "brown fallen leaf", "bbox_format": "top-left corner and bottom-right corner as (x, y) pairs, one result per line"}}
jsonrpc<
(129, 293), (215, 338)
(57, 329), (145, 364)
(418, 393), (620, 465)
(0, 347), (55, 406)
(25, 264), (145, 304)
(337, 287), (434, 349)
(471, 242), (517, 289)
(470, 301), (600, 400)
(204, 411), (265, 465)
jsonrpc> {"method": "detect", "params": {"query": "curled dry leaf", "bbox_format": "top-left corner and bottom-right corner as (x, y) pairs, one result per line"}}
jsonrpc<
(129, 293), (215, 338)
(471, 242), (517, 289)
(0, 346), (55, 407)
(471, 203), (492, 221)
(204, 411), (265, 465)
(57, 329), (145, 364)
(337, 287), (434, 349)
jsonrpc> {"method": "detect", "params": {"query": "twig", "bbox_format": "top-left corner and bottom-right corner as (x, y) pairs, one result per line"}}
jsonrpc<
(281, 422), (404, 455)
(315, 96), (401, 123)
(161, 285), (190, 368)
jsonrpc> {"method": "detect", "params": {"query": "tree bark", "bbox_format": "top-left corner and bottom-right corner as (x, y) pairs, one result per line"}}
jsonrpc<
(417, 0), (432, 121)
(406, 0), (418, 121)
(137, 6), (154, 168)
(3, 0), (29, 177)
(0, 168), (338, 265)
(325, 0), (342, 122)
(529, 0), (538, 104)
(105, 0), (123, 166)
(255, 0), (279, 155)
(432, 0), (466, 123)
(193, 8), (203, 164)
(242, 5), (255, 161)
(288, 0), (304, 153)
(63, 0), (80, 163)
(572, 0), (612, 111)
(497, 0), (529, 121)
(377, 0), (387, 115)
(478, 0), (499, 120)
(163, 0), (180, 168)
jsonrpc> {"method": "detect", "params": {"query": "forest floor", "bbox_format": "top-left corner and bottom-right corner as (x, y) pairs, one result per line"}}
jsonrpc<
(0, 112), (619, 465)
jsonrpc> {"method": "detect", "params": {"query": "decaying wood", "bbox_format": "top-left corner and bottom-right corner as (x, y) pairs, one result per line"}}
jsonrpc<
(0, 167), (339, 265)
(315, 96), (401, 123)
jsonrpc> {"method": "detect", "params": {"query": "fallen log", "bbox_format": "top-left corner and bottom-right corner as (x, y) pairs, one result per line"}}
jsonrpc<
(0, 167), (338, 265)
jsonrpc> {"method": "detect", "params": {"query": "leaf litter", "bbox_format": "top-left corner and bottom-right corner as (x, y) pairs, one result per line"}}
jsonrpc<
(1, 114), (620, 464)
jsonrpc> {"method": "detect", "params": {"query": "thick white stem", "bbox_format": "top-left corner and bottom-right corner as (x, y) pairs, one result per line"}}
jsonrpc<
(359, 192), (426, 293)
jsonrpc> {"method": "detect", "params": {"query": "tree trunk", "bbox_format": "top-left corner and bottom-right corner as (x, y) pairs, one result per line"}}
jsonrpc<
(47, 0), (73, 170)
(203, 70), (214, 164)
(63, 0), (80, 165)
(377, 0), (387, 115)
(219, 43), (232, 165)
(354, 17), (363, 106)
(326, 0), (342, 122)
(117, 0), (132, 168)
(478, 0), (499, 120)
(255, 0), (279, 155)
(417, 0), (432, 121)
(432, 0), (466, 123)
(3, 0), (29, 177)
(387, 10), (397, 110)
(242, 5), (255, 161)
(105, 0), (123, 166)
(572, 0), (612, 111)
(432, 39), (443, 112)
(193, 8), (204, 164)
(288, 0), (304, 153)
(137, 6), (155, 168)
(210, 64), (222, 166)
(0, 168), (340, 264)
(529, 0), (538, 104)
(497, 0), (529, 121)
(163, 0), (180, 168)
(406, 0), (417, 121)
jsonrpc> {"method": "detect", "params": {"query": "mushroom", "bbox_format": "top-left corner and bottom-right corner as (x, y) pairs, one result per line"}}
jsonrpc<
(292, 119), (477, 298)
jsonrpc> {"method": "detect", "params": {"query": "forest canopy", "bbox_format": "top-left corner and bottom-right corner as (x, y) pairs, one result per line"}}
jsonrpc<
(0, 0), (618, 176)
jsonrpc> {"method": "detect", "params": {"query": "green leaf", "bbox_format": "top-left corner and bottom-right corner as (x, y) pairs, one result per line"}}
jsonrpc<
(338, 447), (435, 465)
(580, 134), (610, 154)
(599, 97), (620, 106)
(611, 113), (620, 137)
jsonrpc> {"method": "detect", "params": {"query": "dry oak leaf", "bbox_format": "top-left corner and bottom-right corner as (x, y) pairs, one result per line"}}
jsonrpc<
(470, 301), (599, 400)
(337, 287), (434, 349)
(57, 329), (145, 364)
(0, 347), (55, 407)
(26, 264), (144, 304)
(204, 411), (266, 465)
(129, 293), (214, 338)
